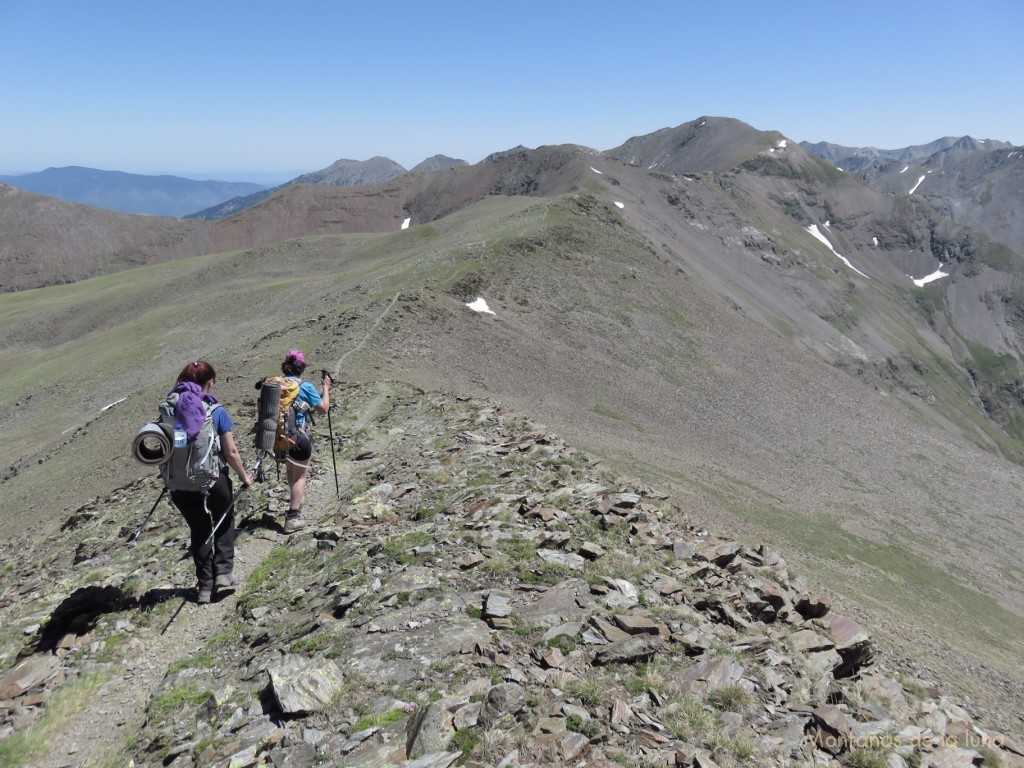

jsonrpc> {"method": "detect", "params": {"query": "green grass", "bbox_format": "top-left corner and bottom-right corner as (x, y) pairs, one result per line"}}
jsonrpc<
(346, 707), (407, 734)
(661, 694), (721, 744)
(842, 749), (890, 768)
(734, 500), (1024, 673)
(707, 682), (753, 712)
(149, 682), (211, 714)
(0, 671), (109, 768)
(383, 532), (433, 565)
(567, 676), (607, 708)
(166, 653), (215, 674)
(565, 713), (602, 739)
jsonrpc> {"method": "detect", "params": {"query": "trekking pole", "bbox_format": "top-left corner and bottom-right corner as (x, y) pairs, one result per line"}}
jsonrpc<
(325, 384), (340, 498)
(129, 487), (168, 544)
(161, 596), (188, 635)
(202, 456), (263, 549)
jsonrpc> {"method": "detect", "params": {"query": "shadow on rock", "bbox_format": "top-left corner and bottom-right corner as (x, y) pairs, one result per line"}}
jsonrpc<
(138, 587), (188, 613)
(238, 511), (286, 536)
(33, 584), (130, 654)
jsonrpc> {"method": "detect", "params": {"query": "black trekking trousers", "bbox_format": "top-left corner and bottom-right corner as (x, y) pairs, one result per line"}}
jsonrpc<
(170, 471), (235, 593)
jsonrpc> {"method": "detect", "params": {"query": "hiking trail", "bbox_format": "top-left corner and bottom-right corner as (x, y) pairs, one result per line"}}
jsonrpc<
(28, 385), (395, 768)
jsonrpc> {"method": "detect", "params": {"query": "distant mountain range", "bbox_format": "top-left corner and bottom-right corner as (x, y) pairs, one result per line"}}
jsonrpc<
(0, 167), (268, 217)
(800, 136), (1024, 256)
(799, 135), (1013, 172)
(0, 156), (469, 220)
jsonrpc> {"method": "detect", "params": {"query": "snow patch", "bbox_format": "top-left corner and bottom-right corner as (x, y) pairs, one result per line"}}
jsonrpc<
(805, 225), (870, 279)
(872, 236), (879, 247)
(911, 265), (949, 287)
(590, 166), (603, 174)
(466, 297), (495, 315)
(401, 217), (411, 230)
(908, 175), (926, 195)
(101, 397), (127, 412)
(900, 166), (909, 174)
(614, 201), (625, 209)
(777, 139), (788, 148)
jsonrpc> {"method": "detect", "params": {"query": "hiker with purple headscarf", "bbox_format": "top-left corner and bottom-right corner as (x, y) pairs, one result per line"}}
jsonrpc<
(169, 360), (252, 604)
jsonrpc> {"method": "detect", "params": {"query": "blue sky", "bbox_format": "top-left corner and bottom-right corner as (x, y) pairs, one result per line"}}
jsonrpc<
(3, 0), (1022, 183)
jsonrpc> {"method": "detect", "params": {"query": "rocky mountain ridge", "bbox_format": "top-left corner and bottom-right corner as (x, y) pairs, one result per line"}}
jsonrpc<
(2, 382), (1022, 767)
(4, 117), (1024, 766)
(798, 137), (1013, 174)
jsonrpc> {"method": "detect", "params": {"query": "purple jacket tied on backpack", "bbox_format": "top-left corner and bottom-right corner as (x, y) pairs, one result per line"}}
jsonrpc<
(170, 382), (219, 440)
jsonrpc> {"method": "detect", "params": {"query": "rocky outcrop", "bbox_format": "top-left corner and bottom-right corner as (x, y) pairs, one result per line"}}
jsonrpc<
(0, 383), (1021, 767)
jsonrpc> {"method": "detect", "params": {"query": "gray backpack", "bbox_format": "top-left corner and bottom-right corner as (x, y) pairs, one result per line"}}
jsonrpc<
(158, 394), (224, 493)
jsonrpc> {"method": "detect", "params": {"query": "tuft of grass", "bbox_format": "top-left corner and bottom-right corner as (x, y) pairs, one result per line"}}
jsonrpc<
(843, 749), (890, 768)
(661, 695), (721, 744)
(707, 682), (753, 712)
(149, 683), (211, 714)
(167, 652), (214, 674)
(346, 707), (407, 734)
(451, 728), (480, 762)
(383, 532), (433, 566)
(545, 633), (577, 654)
(565, 713), (602, 740)
(567, 676), (606, 708)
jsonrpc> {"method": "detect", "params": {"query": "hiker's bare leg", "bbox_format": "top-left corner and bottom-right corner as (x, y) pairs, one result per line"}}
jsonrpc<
(286, 461), (307, 511)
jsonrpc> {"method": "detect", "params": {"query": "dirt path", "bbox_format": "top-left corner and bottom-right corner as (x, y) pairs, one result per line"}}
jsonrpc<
(29, 384), (394, 768)
(30, 526), (278, 768)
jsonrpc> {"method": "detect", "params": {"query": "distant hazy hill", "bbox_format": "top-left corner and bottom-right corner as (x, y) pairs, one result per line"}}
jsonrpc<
(292, 156), (407, 185)
(409, 154), (468, 174)
(187, 154), (466, 221)
(0, 166), (267, 217)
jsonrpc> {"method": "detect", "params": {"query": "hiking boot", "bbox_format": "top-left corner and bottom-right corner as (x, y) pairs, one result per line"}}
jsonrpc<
(284, 510), (305, 533)
(215, 573), (239, 589)
(197, 589), (212, 605)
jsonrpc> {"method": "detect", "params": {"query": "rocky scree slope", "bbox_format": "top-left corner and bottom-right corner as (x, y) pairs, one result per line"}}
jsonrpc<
(1, 383), (1022, 768)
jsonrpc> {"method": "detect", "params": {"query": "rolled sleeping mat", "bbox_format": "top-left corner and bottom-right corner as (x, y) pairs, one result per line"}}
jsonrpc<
(132, 422), (173, 466)
(255, 380), (281, 451)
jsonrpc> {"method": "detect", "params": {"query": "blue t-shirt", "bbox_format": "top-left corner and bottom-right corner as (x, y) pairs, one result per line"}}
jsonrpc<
(212, 406), (234, 435)
(290, 378), (322, 427)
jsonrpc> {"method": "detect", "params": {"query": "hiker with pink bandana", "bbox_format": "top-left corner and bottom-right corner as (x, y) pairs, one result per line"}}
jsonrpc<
(275, 349), (331, 532)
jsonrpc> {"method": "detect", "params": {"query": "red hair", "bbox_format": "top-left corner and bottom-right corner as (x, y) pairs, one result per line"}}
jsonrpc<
(176, 360), (216, 388)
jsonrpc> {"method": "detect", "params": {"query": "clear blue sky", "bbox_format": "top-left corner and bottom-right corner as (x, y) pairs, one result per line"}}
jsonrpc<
(3, 0), (1021, 183)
